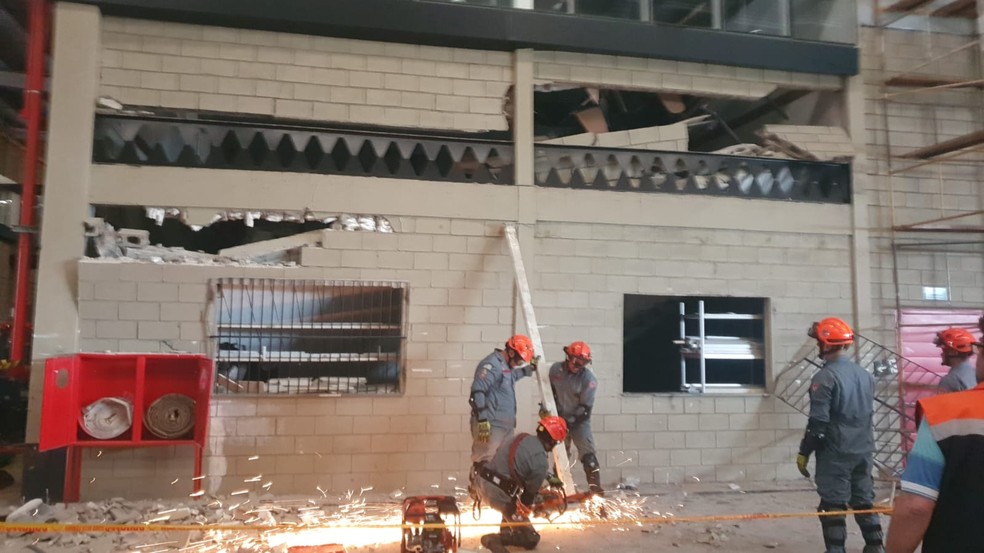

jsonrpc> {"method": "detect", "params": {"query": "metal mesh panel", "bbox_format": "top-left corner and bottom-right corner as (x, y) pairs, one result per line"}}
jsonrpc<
(774, 333), (942, 479)
(211, 278), (407, 395)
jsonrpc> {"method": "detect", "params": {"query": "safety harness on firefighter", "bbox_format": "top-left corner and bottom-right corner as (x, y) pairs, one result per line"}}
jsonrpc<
(470, 433), (530, 519)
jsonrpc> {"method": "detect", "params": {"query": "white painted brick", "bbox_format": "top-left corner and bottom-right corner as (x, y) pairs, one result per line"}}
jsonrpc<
(137, 282), (179, 302)
(218, 43), (256, 61)
(436, 95), (469, 113)
(331, 53), (368, 71)
(310, 67), (356, 86)
(257, 48), (293, 64)
(97, 320), (137, 339)
(312, 103), (349, 121)
(331, 87), (366, 104)
(200, 94), (240, 112)
(94, 281), (137, 301)
(468, 97), (501, 115)
(401, 92), (436, 110)
(275, 99), (314, 119)
(384, 108), (421, 126)
(276, 65), (313, 83)
(366, 56), (402, 73)
(295, 50), (330, 67)
(256, 80), (293, 98)
(218, 77), (256, 96)
(237, 61), (277, 80)
(349, 71), (384, 88)
(179, 74), (218, 93)
(384, 74), (419, 92)
(238, 96), (275, 115)
(121, 52), (161, 71)
(293, 83), (330, 101)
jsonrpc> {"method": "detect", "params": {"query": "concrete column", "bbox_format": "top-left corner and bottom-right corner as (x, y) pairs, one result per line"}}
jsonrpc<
(844, 74), (873, 337)
(25, 3), (101, 440)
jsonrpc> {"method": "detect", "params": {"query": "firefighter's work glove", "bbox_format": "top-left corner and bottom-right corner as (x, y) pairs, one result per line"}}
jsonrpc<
(530, 356), (542, 371)
(546, 474), (564, 489)
(538, 403), (551, 420)
(477, 420), (492, 443)
(796, 453), (811, 478)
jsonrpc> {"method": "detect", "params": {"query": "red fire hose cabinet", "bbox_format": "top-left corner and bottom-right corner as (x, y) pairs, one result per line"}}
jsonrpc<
(39, 353), (214, 502)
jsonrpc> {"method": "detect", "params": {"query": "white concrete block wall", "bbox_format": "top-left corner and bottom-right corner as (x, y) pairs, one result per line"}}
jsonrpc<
(533, 222), (849, 485)
(534, 51), (842, 100)
(860, 26), (984, 338)
(99, 18), (512, 132)
(76, 215), (849, 497)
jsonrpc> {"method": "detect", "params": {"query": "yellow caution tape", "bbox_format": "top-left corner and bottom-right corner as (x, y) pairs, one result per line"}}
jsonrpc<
(0, 508), (893, 534)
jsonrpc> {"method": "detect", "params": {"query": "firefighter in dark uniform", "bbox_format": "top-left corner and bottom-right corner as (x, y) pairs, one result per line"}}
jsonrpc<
(471, 416), (568, 553)
(545, 341), (602, 494)
(797, 317), (884, 553)
(933, 327), (977, 393)
(886, 339), (984, 552)
(469, 335), (537, 465)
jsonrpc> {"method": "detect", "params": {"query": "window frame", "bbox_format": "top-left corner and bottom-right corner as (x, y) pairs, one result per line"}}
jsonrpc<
(208, 278), (409, 397)
(623, 293), (769, 395)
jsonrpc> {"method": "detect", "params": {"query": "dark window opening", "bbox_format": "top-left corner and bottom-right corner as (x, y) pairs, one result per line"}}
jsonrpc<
(93, 205), (333, 255)
(624, 294), (766, 393)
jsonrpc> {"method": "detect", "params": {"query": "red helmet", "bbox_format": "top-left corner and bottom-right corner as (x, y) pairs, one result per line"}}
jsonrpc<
(564, 341), (592, 371)
(808, 317), (854, 346)
(934, 327), (976, 355)
(564, 341), (592, 362)
(537, 416), (568, 445)
(506, 334), (534, 363)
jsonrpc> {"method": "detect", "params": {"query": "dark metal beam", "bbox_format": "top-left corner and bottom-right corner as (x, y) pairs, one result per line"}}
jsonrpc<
(931, 0), (977, 17)
(689, 90), (812, 150)
(74, 0), (859, 75)
(899, 130), (984, 159)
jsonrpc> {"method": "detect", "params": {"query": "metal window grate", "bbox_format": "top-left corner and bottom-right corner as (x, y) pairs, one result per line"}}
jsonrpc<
(210, 278), (407, 395)
(774, 333), (941, 479)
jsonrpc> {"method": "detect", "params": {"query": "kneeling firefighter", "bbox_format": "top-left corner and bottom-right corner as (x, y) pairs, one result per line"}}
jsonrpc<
(470, 416), (568, 553)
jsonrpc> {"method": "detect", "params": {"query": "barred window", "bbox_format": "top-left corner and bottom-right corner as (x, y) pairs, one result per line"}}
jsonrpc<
(210, 279), (407, 395)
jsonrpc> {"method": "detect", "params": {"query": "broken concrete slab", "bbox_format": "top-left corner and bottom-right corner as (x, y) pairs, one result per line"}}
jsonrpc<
(218, 230), (325, 261)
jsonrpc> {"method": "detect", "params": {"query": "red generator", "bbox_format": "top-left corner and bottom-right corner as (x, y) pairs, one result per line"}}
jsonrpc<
(401, 496), (461, 553)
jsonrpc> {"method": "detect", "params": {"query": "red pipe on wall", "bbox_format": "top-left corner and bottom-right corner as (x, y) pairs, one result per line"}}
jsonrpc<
(11, 0), (47, 367)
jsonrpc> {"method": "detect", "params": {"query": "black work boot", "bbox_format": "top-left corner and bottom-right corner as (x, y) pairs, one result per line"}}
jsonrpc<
(862, 546), (885, 553)
(585, 468), (604, 496)
(820, 515), (847, 553)
(481, 534), (509, 553)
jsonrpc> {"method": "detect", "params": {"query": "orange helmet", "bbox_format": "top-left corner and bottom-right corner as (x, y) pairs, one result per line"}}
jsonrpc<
(505, 334), (534, 363)
(934, 327), (976, 355)
(537, 416), (568, 445)
(564, 341), (592, 371)
(564, 341), (592, 361)
(808, 317), (854, 346)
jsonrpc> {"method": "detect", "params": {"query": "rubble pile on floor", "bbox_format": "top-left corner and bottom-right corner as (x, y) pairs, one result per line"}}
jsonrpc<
(2, 491), (398, 553)
(2, 490), (648, 552)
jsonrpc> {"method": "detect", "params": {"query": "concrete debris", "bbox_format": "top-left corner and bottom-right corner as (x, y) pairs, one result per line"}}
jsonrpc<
(96, 96), (124, 111)
(219, 229), (326, 262)
(331, 214), (393, 233)
(6, 498), (55, 523)
(84, 218), (124, 259)
(754, 130), (820, 161)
